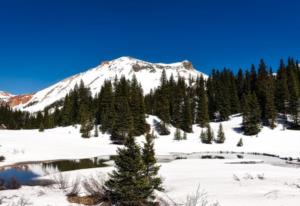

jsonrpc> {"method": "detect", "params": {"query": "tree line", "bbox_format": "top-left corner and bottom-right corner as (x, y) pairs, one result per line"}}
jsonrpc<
(1, 57), (300, 137)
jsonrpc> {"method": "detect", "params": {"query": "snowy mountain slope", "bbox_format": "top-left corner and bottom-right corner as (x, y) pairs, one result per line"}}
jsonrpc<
(0, 91), (14, 103)
(14, 56), (207, 112)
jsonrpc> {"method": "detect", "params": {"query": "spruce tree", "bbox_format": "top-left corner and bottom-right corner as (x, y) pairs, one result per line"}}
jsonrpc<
(111, 77), (134, 143)
(39, 122), (44, 132)
(158, 121), (170, 135)
(205, 124), (214, 144)
(94, 124), (99, 137)
(105, 135), (153, 206)
(196, 75), (209, 127)
(182, 95), (193, 132)
(129, 75), (147, 136)
(215, 123), (225, 144)
(242, 93), (261, 135)
(237, 138), (243, 147)
(79, 103), (93, 138)
(142, 133), (163, 192)
(200, 130), (207, 143)
(174, 128), (182, 141)
(155, 70), (171, 124)
(97, 80), (115, 133)
(287, 61), (300, 127)
(275, 59), (290, 113)
(183, 132), (187, 140)
(256, 59), (276, 127)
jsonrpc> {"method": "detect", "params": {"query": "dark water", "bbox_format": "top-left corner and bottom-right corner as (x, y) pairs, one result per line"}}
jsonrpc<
(41, 157), (108, 172)
(0, 157), (109, 189)
(0, 168), (39, 189)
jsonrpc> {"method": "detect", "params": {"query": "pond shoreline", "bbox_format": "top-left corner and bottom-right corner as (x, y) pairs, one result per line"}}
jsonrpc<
(1, 151), (299, 170)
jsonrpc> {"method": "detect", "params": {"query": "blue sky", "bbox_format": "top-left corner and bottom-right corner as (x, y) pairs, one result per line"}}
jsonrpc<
(1, 0), (300, 94)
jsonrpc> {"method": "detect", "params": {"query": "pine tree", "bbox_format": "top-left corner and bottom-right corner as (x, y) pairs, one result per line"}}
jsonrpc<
(105, 135), (153, 206)
(39, 122), (44, 132)
(142, 133), (163, 192)
(129, 75), (147, 136)
(174, 128), (182, 141)
(183, 132), (187, 140)
(200, 130), (207, 143)
(80, 103), (93, 138)
(182, 95), (193, 132)
(237, 138), (243, 147)
(287, 60), (300, 127)
(256, 59), (276, 127)
(275, 59), (290, 113)
(215, 123), (225, 144)
(155, 70), (170, 124)
(265, 84), (277, 128)
(94, 124), (99, 137)
(97, 80), (115, 133)
(196, 75), (209, 127)
(111, 77), (134, 143)
(206, 124), (214, 144)
(242, 93), (261, 135)
(158, 121), (170, 135)
(201, 125), (214, 144)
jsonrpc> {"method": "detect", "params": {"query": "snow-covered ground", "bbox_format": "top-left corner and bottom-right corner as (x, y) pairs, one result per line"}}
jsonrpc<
(1, 159), (300, 206)
(0, 114), (300, 205)
(1, 114), (299, 168)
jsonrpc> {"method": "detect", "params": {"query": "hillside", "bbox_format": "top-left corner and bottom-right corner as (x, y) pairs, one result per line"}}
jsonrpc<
(10, 57), (206, 112)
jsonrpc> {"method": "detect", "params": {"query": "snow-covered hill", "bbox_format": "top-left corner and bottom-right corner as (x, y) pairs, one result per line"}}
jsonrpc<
(0, 91), (14, 103)
(13, 56), (206, 112)
(1, 115), (300, 206)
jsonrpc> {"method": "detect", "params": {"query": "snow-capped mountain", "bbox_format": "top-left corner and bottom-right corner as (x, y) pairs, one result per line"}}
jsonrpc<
(12, 57), (207, 112)
(0, 91), (14, 103)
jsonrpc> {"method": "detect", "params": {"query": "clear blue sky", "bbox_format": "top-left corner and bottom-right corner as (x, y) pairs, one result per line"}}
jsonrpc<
(1, 0), (300, 94)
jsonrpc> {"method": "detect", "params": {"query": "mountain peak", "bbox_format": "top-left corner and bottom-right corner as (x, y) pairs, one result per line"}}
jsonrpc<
(12, 57), (207, 112)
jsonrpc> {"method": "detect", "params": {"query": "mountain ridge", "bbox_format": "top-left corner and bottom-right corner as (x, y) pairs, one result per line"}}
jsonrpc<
(3, 57), (207, 112)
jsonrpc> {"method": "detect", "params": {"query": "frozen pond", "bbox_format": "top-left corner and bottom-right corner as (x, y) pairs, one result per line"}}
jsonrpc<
(0, 152), (299, 190)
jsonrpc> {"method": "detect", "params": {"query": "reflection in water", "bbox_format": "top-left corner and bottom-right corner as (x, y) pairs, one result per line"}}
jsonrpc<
(42, 157), (108, 172)
(0, 157), (109, 189)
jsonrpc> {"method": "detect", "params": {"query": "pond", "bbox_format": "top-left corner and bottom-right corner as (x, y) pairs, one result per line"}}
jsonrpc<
(0, 152), (299, 190)
(0, 157), (109, 190)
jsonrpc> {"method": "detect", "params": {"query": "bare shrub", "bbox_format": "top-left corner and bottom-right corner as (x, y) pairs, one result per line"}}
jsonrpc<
(52, 172), (69, 190)
(184, 186), (220, 206)
(66, 176), (81, 197)
(185, 185), (209, 206)
(243, 173), (253, 180)
(9, 196), (32, 206)
(162, 185), (221, 206)
(257, 173), (265, 180)
(232, 174), (240, 182)
(82, 175), (105, 197)
(36, 190), (46, 197)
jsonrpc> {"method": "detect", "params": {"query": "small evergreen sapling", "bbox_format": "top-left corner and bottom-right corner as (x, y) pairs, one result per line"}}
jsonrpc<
(237, 138), (243, 147)
(105, 135), (154, 205)
(183, 132), (187, 140)
(142, 133), (163, 192)
(205, 124), (214, 144)
(215, 123), (225, 144)
(200, 130), (207, 143)
(174, 128), (182, 140)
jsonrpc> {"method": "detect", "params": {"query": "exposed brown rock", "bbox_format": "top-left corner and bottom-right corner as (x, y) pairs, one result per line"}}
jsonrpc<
(101, 61), (110, 67)
(182, 61), (194, 70)
(8, 94), (33, 107)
